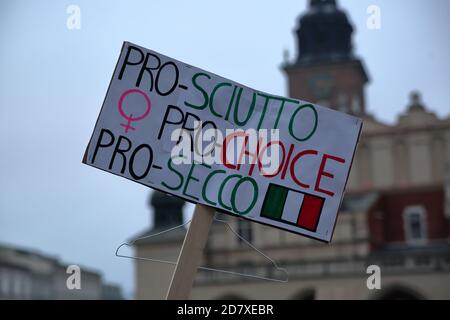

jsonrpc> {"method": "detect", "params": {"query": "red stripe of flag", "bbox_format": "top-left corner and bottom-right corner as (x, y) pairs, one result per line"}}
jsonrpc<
(296, 194), (323, 231)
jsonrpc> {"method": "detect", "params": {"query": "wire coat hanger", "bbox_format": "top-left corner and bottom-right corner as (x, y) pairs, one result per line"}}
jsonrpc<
(115, 213), (289, 283)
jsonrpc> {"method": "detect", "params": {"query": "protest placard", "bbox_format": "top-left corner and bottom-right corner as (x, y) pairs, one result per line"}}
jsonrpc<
(83, 41), (362, 243)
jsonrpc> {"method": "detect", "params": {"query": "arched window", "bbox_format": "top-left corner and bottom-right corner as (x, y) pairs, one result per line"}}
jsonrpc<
(237, 219), (253, 246)
(215, 293), (247, 300)
(372, 284), (425, 300)
(403, 206), (427, 245)
(290, 288), (316, 300)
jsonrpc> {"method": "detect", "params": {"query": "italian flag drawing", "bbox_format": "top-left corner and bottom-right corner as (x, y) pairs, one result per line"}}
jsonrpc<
(261, 183), (325, 232)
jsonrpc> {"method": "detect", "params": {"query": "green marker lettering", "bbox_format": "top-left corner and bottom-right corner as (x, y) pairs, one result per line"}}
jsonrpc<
(230, 177), (258, 215)
(161, 156), (185, 191)
(233, 88), (256, 127)
(182, 162), (200, 200)
(289, 103), (318, 142)
(184, 72), (211, 110)
(202, 169), (225, 206)
(218, 174), (241, 211)
(209, 82), (232, 118)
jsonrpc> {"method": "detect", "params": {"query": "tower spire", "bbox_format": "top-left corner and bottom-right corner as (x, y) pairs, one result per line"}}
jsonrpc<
(150, 191), (184, 231)
(296, 0), (353, 64)
(283, 0), (369, 115)
(310, 0), (336, 7)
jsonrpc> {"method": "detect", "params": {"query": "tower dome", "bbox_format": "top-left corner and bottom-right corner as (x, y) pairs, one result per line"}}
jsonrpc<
(150, 191), (184, 231)
(296, 0), (354, 64)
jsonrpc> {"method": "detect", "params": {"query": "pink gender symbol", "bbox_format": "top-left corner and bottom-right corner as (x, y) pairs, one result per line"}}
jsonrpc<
(118, 89), (151, 133)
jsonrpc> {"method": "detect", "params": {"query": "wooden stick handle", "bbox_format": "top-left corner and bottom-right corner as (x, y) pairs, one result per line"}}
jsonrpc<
(166, 204), (215, 300)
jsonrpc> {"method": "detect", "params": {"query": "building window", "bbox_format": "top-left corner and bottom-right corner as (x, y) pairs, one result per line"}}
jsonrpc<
(237, 219), (253, 245)
(0, 269), (10, 297)
(403, 206), (427, 245)
(13, 271), (22, 298)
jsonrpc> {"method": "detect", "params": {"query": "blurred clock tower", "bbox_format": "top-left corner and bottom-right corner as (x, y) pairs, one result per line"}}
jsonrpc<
(283, 0), (369, 115)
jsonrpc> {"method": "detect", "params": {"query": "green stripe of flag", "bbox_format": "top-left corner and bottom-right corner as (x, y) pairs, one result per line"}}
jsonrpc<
(261, 184), (288, 219)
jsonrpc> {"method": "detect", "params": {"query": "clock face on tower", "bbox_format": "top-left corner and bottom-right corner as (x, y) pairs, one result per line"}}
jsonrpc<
(307, 73), (334, 101)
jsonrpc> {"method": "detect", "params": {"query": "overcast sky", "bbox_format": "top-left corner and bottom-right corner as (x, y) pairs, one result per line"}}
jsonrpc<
(1, 0), (449, 298)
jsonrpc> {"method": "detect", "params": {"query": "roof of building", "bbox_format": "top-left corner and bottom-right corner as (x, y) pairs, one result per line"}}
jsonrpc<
(340, 192), (379, 213)
(130, 225), (187, 245)
(0, 242), (101, 276)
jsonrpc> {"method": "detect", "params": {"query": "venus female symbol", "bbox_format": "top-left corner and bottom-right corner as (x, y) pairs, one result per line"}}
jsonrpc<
(118, 89), (151, 133)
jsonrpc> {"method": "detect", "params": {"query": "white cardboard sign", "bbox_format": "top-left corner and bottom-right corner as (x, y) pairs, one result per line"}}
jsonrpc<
(83, 42), (362, 242)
